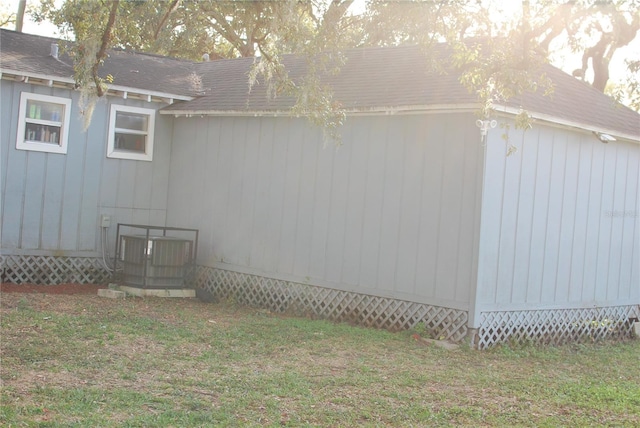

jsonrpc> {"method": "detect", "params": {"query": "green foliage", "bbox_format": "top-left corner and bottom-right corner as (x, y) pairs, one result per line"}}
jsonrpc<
(30, 0), (640, 141)
(607, 59), (640, 112)
(0, 3), (16, 28)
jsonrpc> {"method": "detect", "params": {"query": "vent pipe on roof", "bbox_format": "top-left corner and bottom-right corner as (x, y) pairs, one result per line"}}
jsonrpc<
(51, 43), (59, 59)
(202, 53), (210, 62)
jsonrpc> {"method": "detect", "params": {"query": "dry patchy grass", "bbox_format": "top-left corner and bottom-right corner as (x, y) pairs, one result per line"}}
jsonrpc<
(1, 292), (639, 427)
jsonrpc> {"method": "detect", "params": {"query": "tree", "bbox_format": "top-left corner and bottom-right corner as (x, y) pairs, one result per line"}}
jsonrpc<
(0, 0), (30, 30)
(607, 58), (640, 110)
(525, 0), (639, 93)
(16, 0), (27, 31)
(357, 0), (554, 125)
(359, 1), (639, 106)
(31, 0), (640, 138)
(33, 0), (358, 139)
(0, 8), (15, 28)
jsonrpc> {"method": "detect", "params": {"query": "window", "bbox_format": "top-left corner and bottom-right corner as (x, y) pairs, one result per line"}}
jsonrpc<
(16, 92), (71, 154)
(107, 105), (155, 161)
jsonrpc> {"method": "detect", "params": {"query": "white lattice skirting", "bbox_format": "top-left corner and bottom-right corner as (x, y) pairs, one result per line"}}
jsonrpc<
(196, 266), (469, 342)
(0, 255), (111, 284)
(3, 256), (637, 348)
(477, 306), (640, 349)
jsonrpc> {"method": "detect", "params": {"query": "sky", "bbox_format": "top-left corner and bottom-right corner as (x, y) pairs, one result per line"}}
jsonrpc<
(3, 0), (636, 84)
(3, 0), (59, 36)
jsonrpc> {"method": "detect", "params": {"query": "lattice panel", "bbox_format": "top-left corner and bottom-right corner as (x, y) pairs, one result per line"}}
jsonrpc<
(196, 266), (469, 342)
(1, 255), (110, 284)
(478, 306), (640, 349)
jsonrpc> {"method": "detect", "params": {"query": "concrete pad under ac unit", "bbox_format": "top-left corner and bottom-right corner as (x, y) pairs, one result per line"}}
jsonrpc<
(118, 285), (195, 298)
(98, 288), (127, 299)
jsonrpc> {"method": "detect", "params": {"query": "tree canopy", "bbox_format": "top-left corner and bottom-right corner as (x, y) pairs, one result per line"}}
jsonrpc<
(24, 0), (640, 137)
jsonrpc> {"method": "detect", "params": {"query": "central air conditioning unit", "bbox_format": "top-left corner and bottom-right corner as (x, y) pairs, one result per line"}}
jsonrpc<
(115, 224), (198, 289)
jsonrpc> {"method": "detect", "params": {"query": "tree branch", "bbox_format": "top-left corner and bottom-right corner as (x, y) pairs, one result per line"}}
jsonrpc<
(582, 7), (639, 92)
(92, 0), (119, 97)
(204, 7), (255, 57)
(154, 0), (181, 41)
(15, 0), (26, 32)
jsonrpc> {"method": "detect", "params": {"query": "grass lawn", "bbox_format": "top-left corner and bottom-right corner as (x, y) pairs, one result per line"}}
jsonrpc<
(1, 292), (638, 427)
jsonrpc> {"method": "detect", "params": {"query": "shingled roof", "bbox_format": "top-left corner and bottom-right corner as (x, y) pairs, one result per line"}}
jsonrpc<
(166, 45), (639, 141)
(160, 46), (474, 114)
(0, 28), (196, 99)
(2, 29), (638, 141)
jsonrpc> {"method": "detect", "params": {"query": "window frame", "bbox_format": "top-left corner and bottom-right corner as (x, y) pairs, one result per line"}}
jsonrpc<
(107, 104), (155, 161)
(16, 92), (72, 154)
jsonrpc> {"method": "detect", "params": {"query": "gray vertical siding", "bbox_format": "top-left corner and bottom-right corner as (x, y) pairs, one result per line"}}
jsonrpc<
(0, 80), (172, 256)
(476, 123), (640, 313)
(166, 113), (484, 309)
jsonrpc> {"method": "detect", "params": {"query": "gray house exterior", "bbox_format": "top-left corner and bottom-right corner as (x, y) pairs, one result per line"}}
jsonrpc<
(1, 29), (638, 348)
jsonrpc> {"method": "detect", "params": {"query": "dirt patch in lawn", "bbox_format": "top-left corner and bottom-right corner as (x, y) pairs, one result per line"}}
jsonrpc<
(1, 283), (107, 294)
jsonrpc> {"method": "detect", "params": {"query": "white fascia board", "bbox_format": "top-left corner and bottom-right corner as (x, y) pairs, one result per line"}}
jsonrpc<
(493, 104), (640, 144)
(160, 102), (640, 143)
(0, 68), (76, 86)
(106, 83), (192, 101)
(346, 104), (479, 115)
(160, 103), (480, 117)
(160, 110), (290, 117)
(1, 68), (192, 103)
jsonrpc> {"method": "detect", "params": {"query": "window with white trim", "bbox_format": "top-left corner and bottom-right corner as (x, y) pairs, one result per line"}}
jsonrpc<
(16, 92), (71, 154)
(107, 104), (155, 161)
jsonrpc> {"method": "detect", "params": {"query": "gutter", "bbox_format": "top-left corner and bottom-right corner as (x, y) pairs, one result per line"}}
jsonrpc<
(161, 102), (640, 143)
(493, 104), (640, 144)
(160, 103), (481, 117)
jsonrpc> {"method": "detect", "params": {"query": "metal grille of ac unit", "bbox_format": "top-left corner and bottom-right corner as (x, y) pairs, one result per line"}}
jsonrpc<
(121, 235), (192, 289)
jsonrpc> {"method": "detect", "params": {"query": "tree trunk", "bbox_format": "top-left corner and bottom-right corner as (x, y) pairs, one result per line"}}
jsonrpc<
(15, 0), (26, 32)
(93, 0), (120, 97)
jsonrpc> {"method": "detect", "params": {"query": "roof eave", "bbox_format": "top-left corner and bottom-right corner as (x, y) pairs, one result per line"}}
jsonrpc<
(159, 103), (481, 117)
(493, 104), (640, 144)
(160, 103), (640, 142)
(0, 69), (193, 103)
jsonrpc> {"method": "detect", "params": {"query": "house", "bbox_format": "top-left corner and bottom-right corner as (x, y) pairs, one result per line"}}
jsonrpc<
(1, 28), (638, 348)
